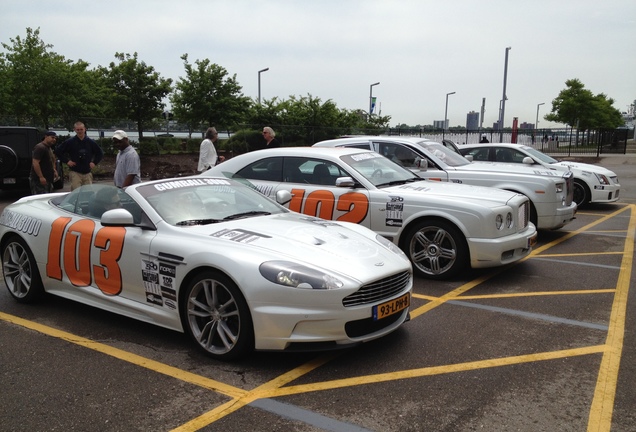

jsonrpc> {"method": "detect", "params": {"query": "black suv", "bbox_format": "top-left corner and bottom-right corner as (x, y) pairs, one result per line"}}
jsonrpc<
(0, 126), (64, 191)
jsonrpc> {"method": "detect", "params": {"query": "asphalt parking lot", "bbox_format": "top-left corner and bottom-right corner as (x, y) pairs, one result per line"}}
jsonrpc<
(1, 155), (635, 432)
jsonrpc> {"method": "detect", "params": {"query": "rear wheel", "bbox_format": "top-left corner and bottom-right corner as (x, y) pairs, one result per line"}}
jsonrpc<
(402, 219), (468, 280)
(0, 145), (19, 176)
(573, 179), (590, 207)
(2, 236), (44, 303)
(180, 270), (254, 361)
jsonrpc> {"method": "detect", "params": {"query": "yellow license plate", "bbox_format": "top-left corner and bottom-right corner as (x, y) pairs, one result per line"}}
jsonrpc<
(373, 293), (410, 320)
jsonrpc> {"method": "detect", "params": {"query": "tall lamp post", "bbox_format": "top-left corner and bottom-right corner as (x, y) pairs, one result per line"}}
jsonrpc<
(499, 47), (511, 142)
(369, 82), (380, 118)
(258, 67), (269, 105)
(536, 102), (545, 129)
(444, 91), (456, 132)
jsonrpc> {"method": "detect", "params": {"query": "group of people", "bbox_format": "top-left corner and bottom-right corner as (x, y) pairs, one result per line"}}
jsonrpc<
(31, 122), (280, 194)
(30, 121), (140, 195)
(196, 126), (279, 172)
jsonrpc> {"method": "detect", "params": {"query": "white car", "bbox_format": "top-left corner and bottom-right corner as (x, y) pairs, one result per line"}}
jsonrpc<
(204, 147), (537, 280)
(457, 143), (621, 207)
(313, 136), (577, 230)
(0, 179), (412, 361)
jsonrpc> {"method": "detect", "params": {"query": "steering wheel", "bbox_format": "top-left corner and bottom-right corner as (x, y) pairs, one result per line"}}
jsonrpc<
(372, 169), (383, 178)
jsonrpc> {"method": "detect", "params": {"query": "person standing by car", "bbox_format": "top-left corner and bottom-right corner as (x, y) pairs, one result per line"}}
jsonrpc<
(198, 127), (223, 172)
(29, 131), (59, 195)
(112, 130), (141, 188)
(262, 126), (280, 149)
(55, 121), (103, 190)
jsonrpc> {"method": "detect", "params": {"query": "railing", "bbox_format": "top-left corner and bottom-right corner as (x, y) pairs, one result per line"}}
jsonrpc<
(385, 127), (632, 156)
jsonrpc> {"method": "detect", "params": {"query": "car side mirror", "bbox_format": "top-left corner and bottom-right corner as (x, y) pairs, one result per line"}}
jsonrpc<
(463, 155), (473, 162)
(335, 177), (356, 187)
(101, 208), (135, 226)
(415, 157), (427, 171)
(522, 156), (534, 165)
(276, 189), (292, 205)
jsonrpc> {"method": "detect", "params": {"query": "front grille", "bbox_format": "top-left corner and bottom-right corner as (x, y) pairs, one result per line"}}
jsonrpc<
(342, 271), (411, 307)
(518, 201), (529, 228)
(563, 171), (574, 206)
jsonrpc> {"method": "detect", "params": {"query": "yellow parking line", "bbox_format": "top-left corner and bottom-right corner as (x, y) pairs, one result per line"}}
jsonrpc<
(171, 353), (340, 432)
(0, 312), (246, 399)
(587, 205), (635, 431)
(256, 346), (606, 398)
(456, 289), (616, 300)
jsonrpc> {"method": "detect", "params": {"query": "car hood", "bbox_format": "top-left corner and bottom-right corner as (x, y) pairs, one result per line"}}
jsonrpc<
(455, 162), (564, 178)
(552, 161), (616, 176)
(179, 213), (409, 278)
(383, 181), (522, 207)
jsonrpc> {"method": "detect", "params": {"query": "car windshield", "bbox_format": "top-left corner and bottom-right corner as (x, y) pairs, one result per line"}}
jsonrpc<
(416, 141), (471, 167)
(137, 178), (287, 226)
(340, 152), (423, 187)
(520, 146), (559, 164)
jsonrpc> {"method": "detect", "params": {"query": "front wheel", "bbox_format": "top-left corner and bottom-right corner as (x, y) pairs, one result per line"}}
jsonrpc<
(2, 235), (44, 303)
(573, 179), (589, 207)
(402, 219), (468, 280)
(180, 270), (254, 361)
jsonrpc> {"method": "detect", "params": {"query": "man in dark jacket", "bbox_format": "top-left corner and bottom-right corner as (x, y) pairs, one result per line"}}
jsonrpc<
(55, 121), (103, 190)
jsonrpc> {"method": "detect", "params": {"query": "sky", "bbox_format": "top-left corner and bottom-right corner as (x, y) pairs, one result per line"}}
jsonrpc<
(2, 0), (635, 129)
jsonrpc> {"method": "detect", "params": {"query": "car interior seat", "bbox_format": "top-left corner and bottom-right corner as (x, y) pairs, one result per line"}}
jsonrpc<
(497, 149), (513, 162)
(312, 164), (332, 185)
(283, 164), (304, 183)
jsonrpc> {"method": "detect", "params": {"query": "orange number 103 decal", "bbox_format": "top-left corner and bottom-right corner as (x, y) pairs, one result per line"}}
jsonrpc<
(46, 217), (126, 295)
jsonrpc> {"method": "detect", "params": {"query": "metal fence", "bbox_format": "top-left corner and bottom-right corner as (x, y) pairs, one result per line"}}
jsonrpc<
(385, 127), (632, 156)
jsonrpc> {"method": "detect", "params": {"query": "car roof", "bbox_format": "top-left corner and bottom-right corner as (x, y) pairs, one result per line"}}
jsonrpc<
(228, 146), (376, 158)
(315, 136), (429, 146)
(462, 143), (528, 149)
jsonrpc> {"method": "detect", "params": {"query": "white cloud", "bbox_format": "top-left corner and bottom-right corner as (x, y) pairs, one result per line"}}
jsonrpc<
(2, 0), (634, 127)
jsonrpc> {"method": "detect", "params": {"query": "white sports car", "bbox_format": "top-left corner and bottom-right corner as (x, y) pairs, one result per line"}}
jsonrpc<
(203, 147), (538, 280)
(0, 178), (412, 361)
(457, 143), (621, 207)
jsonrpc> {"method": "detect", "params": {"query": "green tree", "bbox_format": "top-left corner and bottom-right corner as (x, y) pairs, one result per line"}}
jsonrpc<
(171, 54), (250, 133)
(104, 52), (172, 139)
(545, 79), (623, 130)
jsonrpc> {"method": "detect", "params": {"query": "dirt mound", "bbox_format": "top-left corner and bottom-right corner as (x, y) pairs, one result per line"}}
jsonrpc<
(95, 153), (200, 180)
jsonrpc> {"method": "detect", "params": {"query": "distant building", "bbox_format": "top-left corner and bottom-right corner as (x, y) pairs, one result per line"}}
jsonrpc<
(466, 111), (479, 130)
(520, 122), (534, 129)
(433, 120), (447, 130)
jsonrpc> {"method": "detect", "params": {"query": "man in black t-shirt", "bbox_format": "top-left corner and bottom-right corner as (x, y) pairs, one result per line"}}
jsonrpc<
(30, 131), (59, 195)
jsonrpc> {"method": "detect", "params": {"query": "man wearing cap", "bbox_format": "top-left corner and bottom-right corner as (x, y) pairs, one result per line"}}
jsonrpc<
(112, 130), (141, 188)
(30, 131), (59, 195)
(55, 121), (103, 190)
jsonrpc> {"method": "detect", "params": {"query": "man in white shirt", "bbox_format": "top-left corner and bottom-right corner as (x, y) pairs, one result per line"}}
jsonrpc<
(112, 130), (141, 188)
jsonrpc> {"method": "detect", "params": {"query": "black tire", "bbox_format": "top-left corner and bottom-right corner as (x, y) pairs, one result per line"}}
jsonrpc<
(2, 235), (44, 303)
(180, 270), (254, 361)
(402, 219), (468, 280)
(573, 179), (590, 207)
(0, 145), (19, 176)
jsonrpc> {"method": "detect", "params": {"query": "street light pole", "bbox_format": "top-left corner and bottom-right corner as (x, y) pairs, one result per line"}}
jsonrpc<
(444, 91), (456, 132)
(258, 68), (269, 105)
(369, 82), (380, 118)
(536, 102), (545, 129)
(499, 47), (511, 142)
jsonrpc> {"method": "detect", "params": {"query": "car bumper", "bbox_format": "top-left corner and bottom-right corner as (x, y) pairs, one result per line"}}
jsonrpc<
(590, 185), (621, 203)
(467, 224), (537, 269)
(250, 291), (411, 351)
(536, 202), (577, 230)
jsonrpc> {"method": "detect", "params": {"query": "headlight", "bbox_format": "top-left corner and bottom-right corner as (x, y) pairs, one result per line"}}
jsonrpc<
(495, 214), (503, 230)
(506, 212), (513, 228)
(555, 182), (564, 193)
(594, 173), (610, 185)
(259, 261), (344, 290)
(375, 234), (408, 260)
